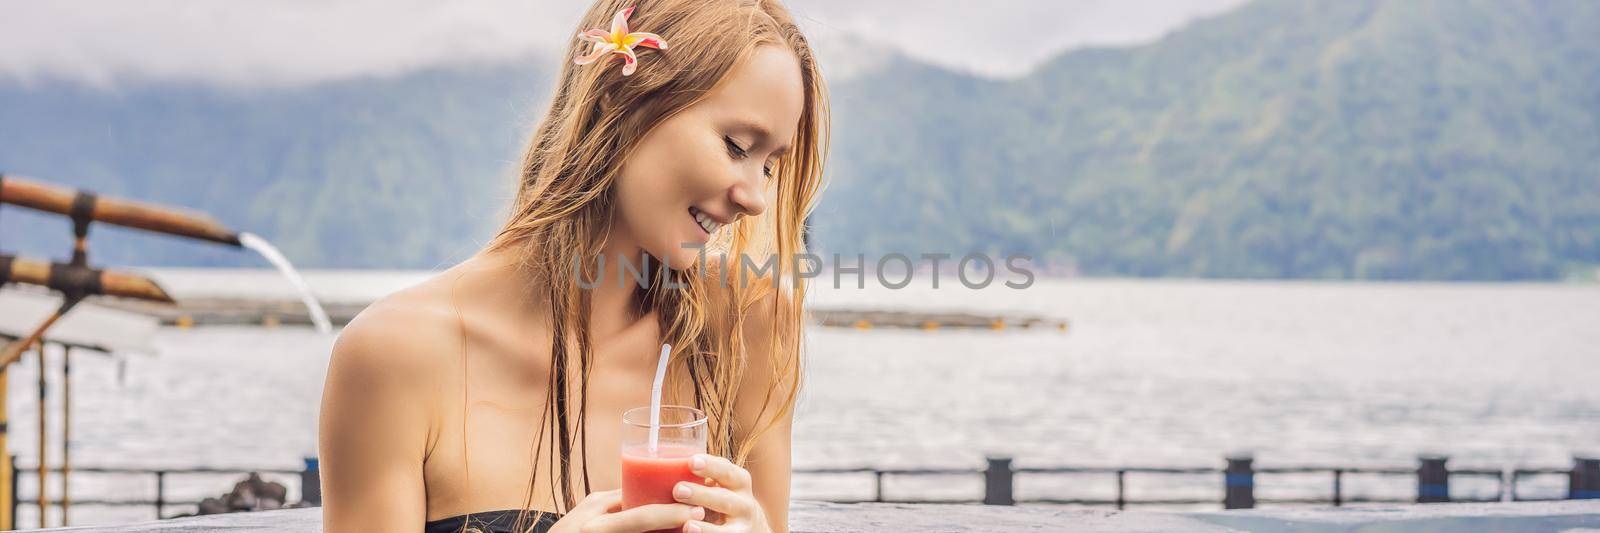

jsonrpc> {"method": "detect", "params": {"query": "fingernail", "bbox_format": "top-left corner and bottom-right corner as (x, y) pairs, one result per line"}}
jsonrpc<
(692, 455), (706, 470)
(674, 482), (693, 500)
(690, 506), (706, 520)
(685, 521), (703, 533)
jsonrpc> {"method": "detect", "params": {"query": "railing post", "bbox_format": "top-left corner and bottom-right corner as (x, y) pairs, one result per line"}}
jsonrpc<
(983, 456), (1013, 505)
(154, 470), (165, 519)
(1332, 468), (1343, 507)
(1417, 455), (1450, 503)
(872, 471), (884, 503)
(1115, 470), (1126, 510)
(302, 457), (322, 505)
(7, 455), (16, 529)
(1571, 456), (1600, 500)
(1224, 455), (1254, 510)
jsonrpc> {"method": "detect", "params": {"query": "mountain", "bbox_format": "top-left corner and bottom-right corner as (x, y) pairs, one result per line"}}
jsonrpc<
(825, 0), (1600, 280)
(2, 0), (1598, 280)
(0, 60), (545, 268)
(819, 0), (1600, 280)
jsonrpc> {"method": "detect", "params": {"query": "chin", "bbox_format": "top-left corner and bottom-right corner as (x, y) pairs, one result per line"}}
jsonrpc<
(640, 243), (703, 273)
(660, 249), (704, 272)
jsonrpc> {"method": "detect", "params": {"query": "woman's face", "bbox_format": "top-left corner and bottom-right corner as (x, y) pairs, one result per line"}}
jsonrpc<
(613, 44), (805, 270)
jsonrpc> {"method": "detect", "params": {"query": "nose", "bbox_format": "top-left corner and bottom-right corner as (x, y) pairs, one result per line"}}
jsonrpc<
(729, 174), (768, 219)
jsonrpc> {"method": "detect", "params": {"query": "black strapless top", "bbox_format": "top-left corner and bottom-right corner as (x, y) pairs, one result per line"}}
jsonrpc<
(425, 509), (563, 533)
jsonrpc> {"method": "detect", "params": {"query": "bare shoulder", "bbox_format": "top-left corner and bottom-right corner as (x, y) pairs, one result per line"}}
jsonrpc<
(319, 273), (471, 527)
(330, 277), (464, 386)
(321, 271), (482, 454)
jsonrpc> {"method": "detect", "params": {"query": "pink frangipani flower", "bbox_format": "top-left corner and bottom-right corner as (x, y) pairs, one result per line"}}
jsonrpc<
(574, 6), (668, 77)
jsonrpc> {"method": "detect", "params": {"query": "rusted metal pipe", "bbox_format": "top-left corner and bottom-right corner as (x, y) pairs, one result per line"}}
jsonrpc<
(0, 174), (241, 247)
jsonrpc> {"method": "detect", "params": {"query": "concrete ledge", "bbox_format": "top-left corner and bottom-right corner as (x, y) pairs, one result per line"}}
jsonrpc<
(33, 499), (1600, 532)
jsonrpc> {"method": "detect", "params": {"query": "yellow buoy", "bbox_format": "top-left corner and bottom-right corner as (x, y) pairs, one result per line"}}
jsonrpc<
(921, 321), (939, 331)
(852, 319), (872, 330)
(176, 315), (194, 329)
(989, 319), (1005, 330)
(263, 315), (281, 328)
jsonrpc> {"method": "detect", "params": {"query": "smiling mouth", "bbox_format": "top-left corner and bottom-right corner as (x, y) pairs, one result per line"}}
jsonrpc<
(689, 206), (723, 235)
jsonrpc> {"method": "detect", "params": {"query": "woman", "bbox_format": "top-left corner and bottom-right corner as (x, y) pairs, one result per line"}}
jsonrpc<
(316, 0), (827, 531)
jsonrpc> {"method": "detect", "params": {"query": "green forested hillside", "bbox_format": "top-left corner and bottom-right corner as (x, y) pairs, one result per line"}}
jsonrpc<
(2, 0), (1597, 279)
(821, 0), (1600, 279)
(0, 63), (546, 268)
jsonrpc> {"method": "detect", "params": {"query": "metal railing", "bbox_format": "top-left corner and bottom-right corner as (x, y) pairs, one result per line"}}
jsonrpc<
(794, 455), (1600, 509)
(6, 454), (1596, 527)
(8, 456), (317, 526)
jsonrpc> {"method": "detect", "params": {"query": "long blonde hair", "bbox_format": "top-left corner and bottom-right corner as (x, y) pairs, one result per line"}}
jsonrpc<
(477, 0), (827, 529)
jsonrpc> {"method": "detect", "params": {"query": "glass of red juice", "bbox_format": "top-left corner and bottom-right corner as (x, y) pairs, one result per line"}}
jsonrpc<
(621, 405), (708, 532)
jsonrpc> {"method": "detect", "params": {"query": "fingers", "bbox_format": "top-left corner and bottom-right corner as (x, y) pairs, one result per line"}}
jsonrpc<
(570, 489), (623, 518)
(551, 490), (621, 532)
(690, 454), (753, 492)
(580, 502), (703, 533)
(672, 481), (754, 518)
(683, 519), (739, 533)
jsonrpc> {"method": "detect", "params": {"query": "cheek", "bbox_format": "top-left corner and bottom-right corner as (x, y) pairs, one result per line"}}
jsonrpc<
(613, 128), (728, 252)
(667, 133), (733, 194)
(622, 132), (728, 207)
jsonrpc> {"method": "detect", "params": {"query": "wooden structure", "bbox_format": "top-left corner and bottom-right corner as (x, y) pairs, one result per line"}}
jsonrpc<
(1, 173), (242, 528)
(94, 297), (1071, 333)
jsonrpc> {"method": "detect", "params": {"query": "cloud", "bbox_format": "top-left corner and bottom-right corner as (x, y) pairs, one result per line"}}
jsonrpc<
(0, 0), (1250, 88)
(0, 0), (583, 88)
(789, 0), (1251, 77)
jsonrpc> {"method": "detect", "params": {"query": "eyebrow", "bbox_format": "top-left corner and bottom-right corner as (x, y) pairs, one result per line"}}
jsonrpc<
(731, 118), (792, 157)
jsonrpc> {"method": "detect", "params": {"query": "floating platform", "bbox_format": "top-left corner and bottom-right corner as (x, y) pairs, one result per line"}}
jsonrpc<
(94, 298), (1069, 332)
(811, 308), (1068, 331)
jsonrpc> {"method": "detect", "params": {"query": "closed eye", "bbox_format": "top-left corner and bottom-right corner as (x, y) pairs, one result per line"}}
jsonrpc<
(723, 136), (748, 159)
(727, 136), (776, 181)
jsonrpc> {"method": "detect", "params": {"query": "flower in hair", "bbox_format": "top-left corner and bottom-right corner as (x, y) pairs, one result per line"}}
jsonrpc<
(574, 6), (667, 76)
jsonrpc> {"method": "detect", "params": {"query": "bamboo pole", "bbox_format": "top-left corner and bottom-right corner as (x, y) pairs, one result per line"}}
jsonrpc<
(0, 254), (175, 304)
(0, 302), (77, 374)
(1, 174), (235, 528)
(0, 363), (10, 531)
(0, 255), (174, 370)
(36, 345), (47, 528)
(62, 346), (71, 526)
(0, 174), (241, 247)
(0, 309), (75, 531)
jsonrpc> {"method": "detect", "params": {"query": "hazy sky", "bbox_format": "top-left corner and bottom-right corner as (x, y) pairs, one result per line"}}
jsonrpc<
(0, 0), (1249, 88)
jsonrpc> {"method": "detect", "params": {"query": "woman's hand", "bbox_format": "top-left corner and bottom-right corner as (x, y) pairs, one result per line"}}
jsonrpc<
(671, 454), (770, 533)
(550, 489), (705, 533)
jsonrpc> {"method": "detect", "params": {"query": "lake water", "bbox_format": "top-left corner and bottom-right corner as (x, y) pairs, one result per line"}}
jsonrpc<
(4, 271), (1598, 526)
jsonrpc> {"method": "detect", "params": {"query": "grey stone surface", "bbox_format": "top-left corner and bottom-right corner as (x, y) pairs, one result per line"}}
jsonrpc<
(32, 499), (1600, 532)
(1189, 500), (1600, 532)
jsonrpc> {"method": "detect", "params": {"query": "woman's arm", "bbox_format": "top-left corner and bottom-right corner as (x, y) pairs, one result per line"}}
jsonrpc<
(737, 387), (793, 532)
(672, 284), (798, 533)
(734, 289), (799, 532)
(318, 306), (441, 532)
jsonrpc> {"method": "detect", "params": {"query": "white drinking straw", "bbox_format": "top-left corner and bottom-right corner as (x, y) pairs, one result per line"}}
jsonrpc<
(648, 343), (672, 455)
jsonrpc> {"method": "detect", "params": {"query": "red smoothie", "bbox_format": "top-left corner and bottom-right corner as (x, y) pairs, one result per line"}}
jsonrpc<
(621, 443), (705, 533)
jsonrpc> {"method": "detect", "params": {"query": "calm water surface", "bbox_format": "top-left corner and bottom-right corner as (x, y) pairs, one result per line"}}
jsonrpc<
(5, 271), (1597, 525)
